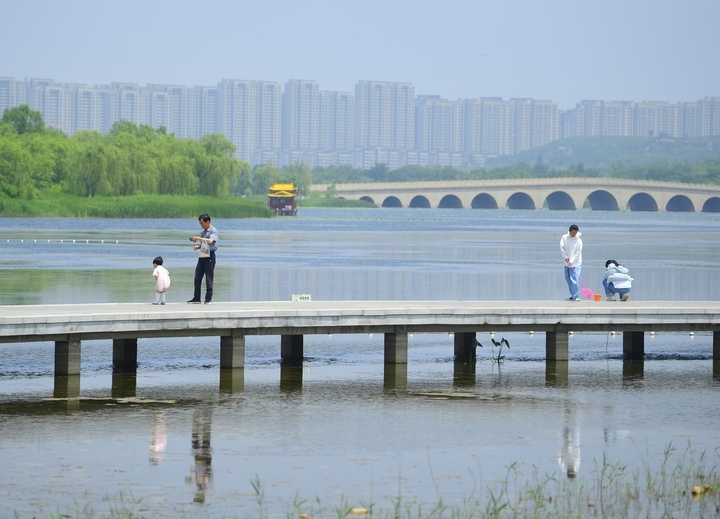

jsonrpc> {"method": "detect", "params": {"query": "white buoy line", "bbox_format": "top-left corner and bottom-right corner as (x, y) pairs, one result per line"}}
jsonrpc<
(6, 239), (120, 244)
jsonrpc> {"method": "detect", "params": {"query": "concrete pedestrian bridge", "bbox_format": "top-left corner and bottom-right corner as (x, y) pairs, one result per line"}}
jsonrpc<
(1, 300), (718, 378)
(317, 178), (720, 212)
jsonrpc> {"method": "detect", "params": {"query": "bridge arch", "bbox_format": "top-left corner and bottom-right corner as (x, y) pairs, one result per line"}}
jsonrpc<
(666, 195), (695, 212)
(359, 196), (375, 205)
(702, 197), (720, 212)
(438, 194), (463, 209)
(471, 193), (498, 209)
(409, 195), (431, 208)
(545, 191), (576, 210)
(627, 193), (658, 211)
(507, 192), (535, 210)
(382, 196), (403, 208)
(587, 190), (619, 211)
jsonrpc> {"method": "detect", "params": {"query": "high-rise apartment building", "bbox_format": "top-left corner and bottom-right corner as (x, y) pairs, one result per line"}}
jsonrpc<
(319, 90), (354, 151)
(463, 97), (514, 157)
(189, 86), (217, 140)
(415, 95), (464, 153)
(217, 79), (282, 162)
(282, 79), (320, 151)
(355, 81), (414, 150)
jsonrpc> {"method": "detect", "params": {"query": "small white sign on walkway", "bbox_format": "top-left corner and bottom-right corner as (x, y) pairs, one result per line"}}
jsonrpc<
(291, 294), (312, 302)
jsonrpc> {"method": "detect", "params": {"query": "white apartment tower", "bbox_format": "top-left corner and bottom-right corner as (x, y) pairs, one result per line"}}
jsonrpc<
(415, 95), (464, 152)
(319, 90), (354, 151)
(282, 79), (320, 150)
(217, 79), (282, 161)
(355, 81), (414, 150)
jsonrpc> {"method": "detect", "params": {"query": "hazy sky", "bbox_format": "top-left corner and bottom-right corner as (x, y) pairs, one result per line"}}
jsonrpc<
(2, 0), (718, 109)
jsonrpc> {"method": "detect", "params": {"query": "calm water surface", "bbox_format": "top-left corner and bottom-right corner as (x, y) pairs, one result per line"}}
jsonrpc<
(1, 209), (719, 517)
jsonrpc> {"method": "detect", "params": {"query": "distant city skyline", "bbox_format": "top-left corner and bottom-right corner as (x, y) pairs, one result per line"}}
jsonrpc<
(1, 0), (719, 111)
(2, 75), (718, 170)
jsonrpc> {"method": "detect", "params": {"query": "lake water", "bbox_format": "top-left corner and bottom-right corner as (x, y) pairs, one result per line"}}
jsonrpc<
(1, 209), (719, 517)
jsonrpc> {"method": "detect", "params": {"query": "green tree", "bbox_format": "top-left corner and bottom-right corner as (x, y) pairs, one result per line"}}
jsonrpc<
(1, 104), (45, 134)
(193, 134), (238, 196)
(283, 162), (313, 196)
(251, 163), (281, 195)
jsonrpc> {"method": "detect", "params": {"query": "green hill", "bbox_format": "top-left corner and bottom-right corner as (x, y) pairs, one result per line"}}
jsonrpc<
(486, 136), (720, 170)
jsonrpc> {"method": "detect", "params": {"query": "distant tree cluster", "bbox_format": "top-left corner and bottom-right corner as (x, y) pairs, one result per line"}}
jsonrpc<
(0, 106), (254, 199)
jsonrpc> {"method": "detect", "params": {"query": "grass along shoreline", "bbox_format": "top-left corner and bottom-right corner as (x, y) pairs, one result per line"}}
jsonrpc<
(0, 194), (273, 218)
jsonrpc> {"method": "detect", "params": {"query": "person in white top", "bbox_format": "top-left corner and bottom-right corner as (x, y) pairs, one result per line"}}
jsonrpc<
(559, 224), (583, 301)
(603, 259), (633, 301)
(152, 256), (171, 305)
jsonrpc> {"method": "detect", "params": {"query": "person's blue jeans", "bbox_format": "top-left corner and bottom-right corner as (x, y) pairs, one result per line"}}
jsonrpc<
(603, 279), (630, 297)
(564, 266), (580, 299)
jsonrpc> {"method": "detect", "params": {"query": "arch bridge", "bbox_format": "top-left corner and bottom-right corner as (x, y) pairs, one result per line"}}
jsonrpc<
(317, 178), (720, 212)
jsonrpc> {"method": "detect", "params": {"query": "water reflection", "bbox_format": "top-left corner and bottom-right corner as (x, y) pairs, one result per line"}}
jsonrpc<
(452, 360), (476, 388)
(187, 406), (213, 503)
(111, 372), (137, 398)
(280, 364), (303, 392)
(219, 368), (245, 393)
(53, 374), (80, 399)
(558, 401), (581, 478)
(149, 410), (167, 465)
(383, 363), (408, 391)
(622, 360), (645, 388)
(545, 361), (569, 387)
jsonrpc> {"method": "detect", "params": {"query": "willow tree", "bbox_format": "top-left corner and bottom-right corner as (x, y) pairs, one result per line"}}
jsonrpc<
(68, 131), (120, 197)
(156, 136), (199, 195)
(193, 134), (238, 196)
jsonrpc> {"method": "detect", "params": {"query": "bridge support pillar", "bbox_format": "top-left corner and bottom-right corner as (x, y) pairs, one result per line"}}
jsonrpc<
(281, 334), (304, 364)
(113, 338), (138, 372)
(454, 332), (476, 363)
(714, 330), (720, 360)
(384, 329), (408, 364)
(55, 336), (81, 376)
(623, 331), (645, 360)
(546, 328), (569, 361)
(221, 330), (246, 369)
(545, 361), (569, 387)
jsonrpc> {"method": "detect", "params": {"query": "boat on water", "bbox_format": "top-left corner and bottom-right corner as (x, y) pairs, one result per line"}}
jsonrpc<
(267, 183), (298, 216)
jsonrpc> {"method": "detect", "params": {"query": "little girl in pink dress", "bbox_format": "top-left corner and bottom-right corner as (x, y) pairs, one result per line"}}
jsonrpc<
(152, 256), (171, 305)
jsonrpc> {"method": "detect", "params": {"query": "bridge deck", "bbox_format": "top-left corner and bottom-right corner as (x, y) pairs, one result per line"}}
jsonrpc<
(1, 301), (718, 381)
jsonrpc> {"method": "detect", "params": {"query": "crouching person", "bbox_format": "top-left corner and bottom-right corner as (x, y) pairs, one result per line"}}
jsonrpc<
(603, 260), (633, 301)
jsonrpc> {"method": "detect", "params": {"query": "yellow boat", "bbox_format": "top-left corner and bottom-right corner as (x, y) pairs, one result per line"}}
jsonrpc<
(267, 183), (298, 215)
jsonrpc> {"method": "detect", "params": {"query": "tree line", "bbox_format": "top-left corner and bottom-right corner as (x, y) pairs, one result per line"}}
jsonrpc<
(2, 105), (719, 202)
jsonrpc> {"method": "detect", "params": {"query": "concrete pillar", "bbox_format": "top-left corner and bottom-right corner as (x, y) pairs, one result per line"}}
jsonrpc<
(623, 331), (645, 360)
(454, 332), (476, 363)
(714, 330), (720, 360)
(55, 336), (81, 376)
(546, 328), (569, 361)
(113, 338), (138, 372)
(280, 334), (304, 364)
(384, 329), (408, 364)
(220, 330), (246, 369)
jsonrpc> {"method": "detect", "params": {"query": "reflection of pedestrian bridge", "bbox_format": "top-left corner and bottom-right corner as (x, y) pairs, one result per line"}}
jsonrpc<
(317, 178), (720, 212)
